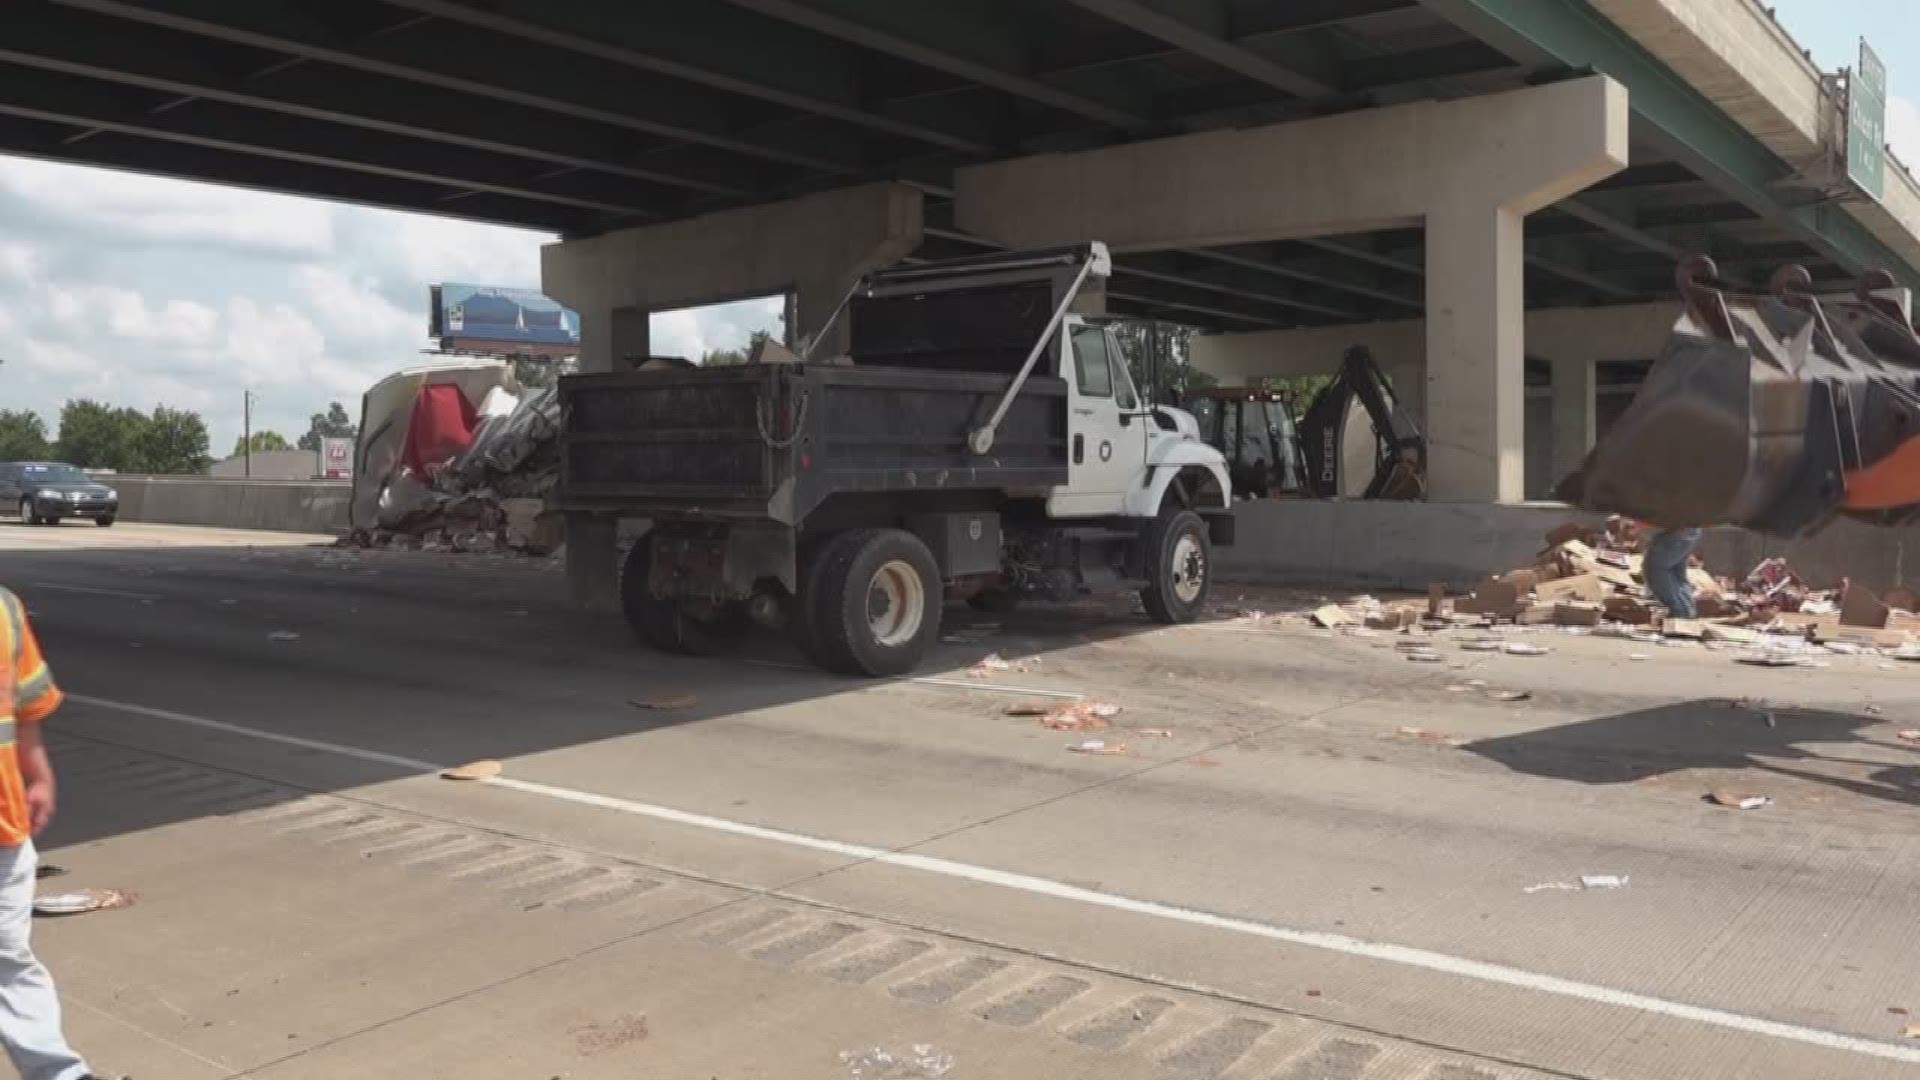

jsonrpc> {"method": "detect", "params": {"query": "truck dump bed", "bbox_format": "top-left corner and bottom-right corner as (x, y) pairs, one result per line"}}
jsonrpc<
(560, 244), (1102, 525)
(560, 363), (1069, 522)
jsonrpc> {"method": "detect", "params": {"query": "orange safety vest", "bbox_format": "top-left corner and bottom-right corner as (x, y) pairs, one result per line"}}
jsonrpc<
(0, 589), (61, 847)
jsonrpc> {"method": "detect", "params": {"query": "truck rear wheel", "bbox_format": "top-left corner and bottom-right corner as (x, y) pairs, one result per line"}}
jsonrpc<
(813, 529), (942, 677)
(1140, 509), (1212, 624)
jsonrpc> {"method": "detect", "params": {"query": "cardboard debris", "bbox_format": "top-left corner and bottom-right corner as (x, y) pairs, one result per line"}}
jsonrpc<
(1516, 603), (1559, 626)
(1817, 625), (1912, 649)
(1701, 622), (1762, 645)
(1687, 568), (1724, 596)
(1662, 619), (1706, 640)
(1311, 605), (1352, 628)
(1605, 596), (1657, 625)
(630, 693), (698, 710)
(1885, 586), (1919, 611)
(1366, 609), (1419, 630)
(1709, 789), (1771, 810)
(1554, 601), (1604, 627)
(1842, 585), (1892, 629)
(442, 760), (503, 781)
(1535, 573), (1604, 604)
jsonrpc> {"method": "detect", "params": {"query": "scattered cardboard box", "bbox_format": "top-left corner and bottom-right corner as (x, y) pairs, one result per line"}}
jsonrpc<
(1516, 603), (1559, 626)
(1311, 605), (1351, 628)
(1687, 567), (1724, 595)
(1536, 573), (1603, 604)
(1366, 609), (1419, 630)
(1702, 622), (1761, 645)
(1884, 586), (1919, 611)
(1841, 585), (1891, 629)
(1554, 601), (1604, 627)
(1456, 576), (1527, 618)
(1662, 619), (1706, 640)
(1604, 596), (1656, 625)
(1770, 612), (1832, 636)
(1814, 623), (1911, 649)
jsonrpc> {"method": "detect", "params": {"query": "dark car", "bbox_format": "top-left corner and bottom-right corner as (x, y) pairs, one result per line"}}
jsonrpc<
(0, 462), (119, 527)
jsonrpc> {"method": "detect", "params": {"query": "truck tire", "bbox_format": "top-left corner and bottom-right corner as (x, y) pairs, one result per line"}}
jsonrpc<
(793, 531), (864, 662)
(813, 528), (942, 677)
(1140, 509), (1212, 624)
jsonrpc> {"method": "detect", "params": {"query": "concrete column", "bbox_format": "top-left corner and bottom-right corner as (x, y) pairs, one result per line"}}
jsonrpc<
(1424, 203), (1526, 501)
(577, 305), (650, 374)
(1549, 355), (1598, 488)
(958, 77), (1627, 504)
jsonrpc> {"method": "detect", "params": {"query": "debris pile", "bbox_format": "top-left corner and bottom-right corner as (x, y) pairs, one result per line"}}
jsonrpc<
(1337, 518), (1920, 656)
(345, 363), (566, 555)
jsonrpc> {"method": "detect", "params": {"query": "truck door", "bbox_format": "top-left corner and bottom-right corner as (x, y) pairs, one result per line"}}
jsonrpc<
(1050, 319), (1134, 517)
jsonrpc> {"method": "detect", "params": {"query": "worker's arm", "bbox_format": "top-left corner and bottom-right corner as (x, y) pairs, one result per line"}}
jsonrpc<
(6, 592), (62, 836)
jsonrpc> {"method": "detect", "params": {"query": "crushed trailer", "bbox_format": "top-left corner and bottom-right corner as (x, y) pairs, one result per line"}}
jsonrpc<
(1558, 255), (1920, 537)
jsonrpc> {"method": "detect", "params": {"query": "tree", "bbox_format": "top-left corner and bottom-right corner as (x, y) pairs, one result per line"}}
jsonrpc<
(1110, 320), (1215, 405)
(54, 400), (149, 470)
(700, 330), (774, 367)
(297, 402), (357, 451)
(0, 410), (51, 461)
(231, 430), (290, 457)
(510, 356), (575, 389)
(141, 406), (212, 474)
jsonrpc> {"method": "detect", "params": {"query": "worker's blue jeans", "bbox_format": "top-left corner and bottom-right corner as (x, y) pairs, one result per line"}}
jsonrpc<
(1644, 528), (1702, 619)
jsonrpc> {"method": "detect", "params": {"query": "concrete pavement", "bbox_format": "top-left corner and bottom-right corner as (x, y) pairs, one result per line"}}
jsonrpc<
(8, 520), (1920, 1078)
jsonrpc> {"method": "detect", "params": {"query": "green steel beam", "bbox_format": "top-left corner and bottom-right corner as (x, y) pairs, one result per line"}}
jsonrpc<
(1417, 0), (1920, 287)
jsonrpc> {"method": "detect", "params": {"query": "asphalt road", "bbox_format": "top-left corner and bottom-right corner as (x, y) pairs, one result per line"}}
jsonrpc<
(9, 520), (1920, 1079)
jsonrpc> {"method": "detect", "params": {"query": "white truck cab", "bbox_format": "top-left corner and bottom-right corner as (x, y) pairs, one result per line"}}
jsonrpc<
(1049, 315), (1232, 521)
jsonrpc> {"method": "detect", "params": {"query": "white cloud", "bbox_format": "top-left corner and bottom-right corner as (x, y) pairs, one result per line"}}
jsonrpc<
(0, 154), (792, 456)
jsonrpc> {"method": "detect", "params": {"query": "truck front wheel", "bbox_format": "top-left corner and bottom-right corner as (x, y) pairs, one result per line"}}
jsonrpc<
(814, 529), (942, 677)
(1140, 509), (1212, 624)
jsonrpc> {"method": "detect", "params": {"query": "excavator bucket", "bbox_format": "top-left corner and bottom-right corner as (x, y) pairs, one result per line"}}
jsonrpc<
(1556, 257), (1920, 537)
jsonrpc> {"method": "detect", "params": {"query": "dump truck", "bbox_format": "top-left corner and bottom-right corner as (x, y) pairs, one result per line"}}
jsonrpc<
(1560, 255), (1920, 537)
(557, 243), (1236, 676)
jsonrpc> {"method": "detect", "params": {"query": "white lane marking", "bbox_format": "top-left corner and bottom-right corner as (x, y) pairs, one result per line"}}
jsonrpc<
(741, 659), (1084, 700)
(28, 582), (163, 602)
(67, 692), (1920, 1066)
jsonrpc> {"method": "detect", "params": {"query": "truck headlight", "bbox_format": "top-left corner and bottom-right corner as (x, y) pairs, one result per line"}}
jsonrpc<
(35, 489), (57, 499)
(104, 489), (117, 500)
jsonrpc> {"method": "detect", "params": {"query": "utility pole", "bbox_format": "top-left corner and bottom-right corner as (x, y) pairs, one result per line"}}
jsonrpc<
(243, 390), (253, 478)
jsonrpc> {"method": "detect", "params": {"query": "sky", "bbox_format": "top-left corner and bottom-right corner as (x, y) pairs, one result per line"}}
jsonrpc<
(1764, 0), (1920, 172)
(0, 159), (782, 455)
(0, 2), (1911, 457)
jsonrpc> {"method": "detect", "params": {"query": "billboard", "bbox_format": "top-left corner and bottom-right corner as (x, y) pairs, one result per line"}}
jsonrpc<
(430, 283), (580, 359)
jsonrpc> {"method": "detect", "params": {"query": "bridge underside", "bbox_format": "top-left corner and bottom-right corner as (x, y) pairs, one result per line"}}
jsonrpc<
(0, 0), (1895, 335)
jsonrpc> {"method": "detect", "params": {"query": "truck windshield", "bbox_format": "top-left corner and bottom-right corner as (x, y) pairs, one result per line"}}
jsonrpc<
(21, 465), (89, 484)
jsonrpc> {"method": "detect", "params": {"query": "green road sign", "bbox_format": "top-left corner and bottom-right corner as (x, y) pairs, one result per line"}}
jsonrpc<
(1848, 39), (1887, 201)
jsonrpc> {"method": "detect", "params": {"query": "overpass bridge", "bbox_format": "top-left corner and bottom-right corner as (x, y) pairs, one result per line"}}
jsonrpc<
(6, 0), (1920, 513)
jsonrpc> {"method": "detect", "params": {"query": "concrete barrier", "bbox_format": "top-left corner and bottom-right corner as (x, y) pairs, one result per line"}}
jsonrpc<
(1217, 499), (1920, 593)
(101, 476), (350, 535)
